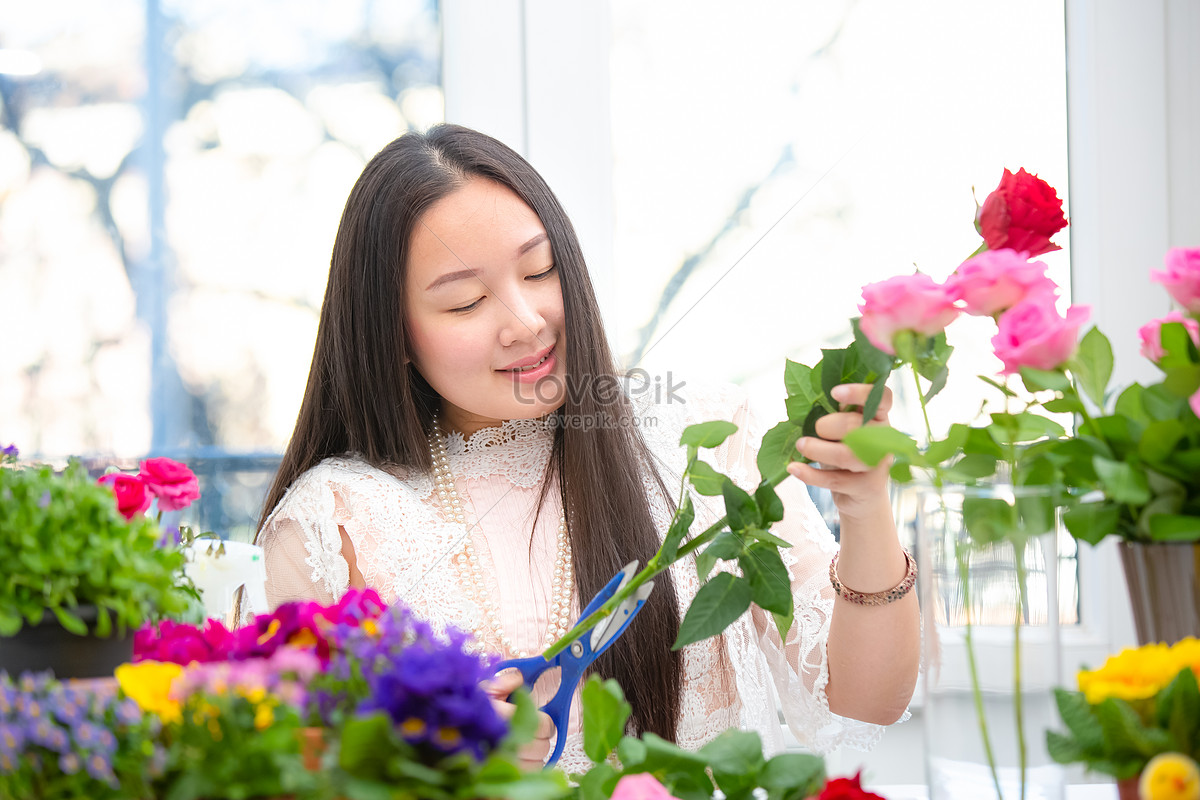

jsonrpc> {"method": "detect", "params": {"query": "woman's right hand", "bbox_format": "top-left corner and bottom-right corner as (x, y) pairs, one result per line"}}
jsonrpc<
(483, 668), (556, 770)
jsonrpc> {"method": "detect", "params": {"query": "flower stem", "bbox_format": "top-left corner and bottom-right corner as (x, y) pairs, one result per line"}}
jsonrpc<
(912, 359), (1002, 797)
(1013, 544), (1029, 800)
(541, 466), (793, 660)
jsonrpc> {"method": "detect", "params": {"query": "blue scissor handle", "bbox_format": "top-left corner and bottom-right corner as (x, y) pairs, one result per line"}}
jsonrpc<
(495, 564), (646, 767)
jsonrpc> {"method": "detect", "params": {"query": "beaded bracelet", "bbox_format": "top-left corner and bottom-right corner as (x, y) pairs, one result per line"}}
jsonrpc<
(829, 548), (917, 606)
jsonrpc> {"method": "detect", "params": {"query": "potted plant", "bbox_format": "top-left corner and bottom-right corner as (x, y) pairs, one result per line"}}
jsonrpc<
(0, 447), (198, 678)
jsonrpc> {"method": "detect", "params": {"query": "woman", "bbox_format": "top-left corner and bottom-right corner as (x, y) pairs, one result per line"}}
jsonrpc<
(255, 124), (919, 772)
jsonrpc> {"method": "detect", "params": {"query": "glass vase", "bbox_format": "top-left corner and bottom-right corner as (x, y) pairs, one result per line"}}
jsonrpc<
(915, 484), (1068, 800)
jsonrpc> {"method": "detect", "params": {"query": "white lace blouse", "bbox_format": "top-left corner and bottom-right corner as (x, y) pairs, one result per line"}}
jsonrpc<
(258, 381), (885, 773)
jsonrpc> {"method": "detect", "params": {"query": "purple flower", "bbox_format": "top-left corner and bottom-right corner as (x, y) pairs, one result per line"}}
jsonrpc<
(114, 698), (143, 726)
(48, 687), (86, 726)
(0, 723), (23, 757)
(351, 608), (508, 760)
(73, 721), (107, 751)
(58, 751), (82, 775)
(37, 490), (51, 509)
(30, 717), (70, 753)
(1, 444), (17, 459)
(84, 750), (118, 786)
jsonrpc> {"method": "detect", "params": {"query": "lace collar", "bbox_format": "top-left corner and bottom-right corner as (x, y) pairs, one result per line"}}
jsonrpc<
(438, 416), (555, 488)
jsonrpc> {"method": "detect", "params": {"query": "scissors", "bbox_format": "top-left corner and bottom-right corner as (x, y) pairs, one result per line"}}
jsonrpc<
(494, 560), (654, 767)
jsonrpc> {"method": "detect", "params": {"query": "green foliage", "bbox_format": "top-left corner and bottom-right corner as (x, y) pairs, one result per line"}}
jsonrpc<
(571, 678), (827, 800)
(0, 460), (197, 637)
(1047, 669), (1200, 779)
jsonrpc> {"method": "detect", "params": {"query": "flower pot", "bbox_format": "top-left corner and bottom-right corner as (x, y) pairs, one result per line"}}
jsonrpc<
(915, 484), (1067, 800)
(0, 606), (133, 679)
(1119, 541), (1200, 645)
(1115, 774), (1139, 800)
(298, 726), (327, 771)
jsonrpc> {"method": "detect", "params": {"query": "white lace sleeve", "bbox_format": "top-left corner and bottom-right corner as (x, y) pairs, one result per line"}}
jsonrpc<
(681, 383), (890, 752)
(258, 463), (351, 609)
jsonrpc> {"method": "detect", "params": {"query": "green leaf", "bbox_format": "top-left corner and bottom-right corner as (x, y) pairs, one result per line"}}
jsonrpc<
(506, 688), (541, 746)
(681, 421), (739, 450)
(1045, 730), (1088, 765)
(1093, 457), (1152, 505)
(772, 606), (794, 645)
(338, 713), (394, 774)
(52, 606), (87, 636)
(979, 374), (1018, 398)
(1095, 697), (1158, 758)
(1148, 514), (1200, 542)
(1063, 503), (1121, 546)
(988, 412), (1066, 443)
(1157, 666), (1200, 755)
(850, 316), (896, 377)
(924, 424), (969, 466)
(1163, 363), (1200, 399)
(696, 531), (744, 582)
(962, 497), (1017, 546)
(757, 421), (803, 480)
(637, 732), (710, 777)
(842, 425), (922, 467)
(673, 572), (752, 650)
(941, 453), (999, 483)
(661, 495), (695, 564)
(723, 480), (760, 531)
(616, 736), (647, 769)
(754, 481), (784, 525)
(688, 460), (726, 497)
(572, 762), (618, 800)
(740, 526), (792, 549)
(1053, 689), (1104, 751)
(863, 375), (888, 423)
(581, 676), (632, 763)
(1073, 326), (1114, 408)
(1139, 420), (1187, 465)
(784, 360), (818, 406)
(699, 729), (765, 799)
(1020, 367), (1071, 393)
(739, 543), (792, 615)
(1044, 396), (1087, 414)
(760, 752), (826, 798)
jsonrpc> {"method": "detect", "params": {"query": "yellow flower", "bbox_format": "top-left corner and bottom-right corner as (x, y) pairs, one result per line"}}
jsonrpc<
(1139, 753), (1200, 800)
(116, 662), (183, 723)
(1169, 638), (1200, 681)
(1077, 644), (1179, 705)
(254, 701), (275, 731)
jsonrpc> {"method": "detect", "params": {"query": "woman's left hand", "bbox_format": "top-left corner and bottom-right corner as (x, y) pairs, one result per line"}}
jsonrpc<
(786, 382), (893, 525)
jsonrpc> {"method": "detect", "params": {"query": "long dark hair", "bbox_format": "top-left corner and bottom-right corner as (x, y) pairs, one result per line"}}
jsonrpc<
(256, 124), (682, 739)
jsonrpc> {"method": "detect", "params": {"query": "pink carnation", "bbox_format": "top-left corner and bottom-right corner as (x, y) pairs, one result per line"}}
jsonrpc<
(138, 457), (200, 512)
(1151, 247), (1200, 313)
(857, 273), (959, 356)
(1137, 310), (1200, 362)
(945, 248), (1059, 317)
(992, 294), (1090, 374)
(611, 773), (679, 800)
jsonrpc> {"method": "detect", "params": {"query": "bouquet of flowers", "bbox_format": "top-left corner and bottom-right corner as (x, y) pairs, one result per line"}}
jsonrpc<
(1046, 638), (1200, 788)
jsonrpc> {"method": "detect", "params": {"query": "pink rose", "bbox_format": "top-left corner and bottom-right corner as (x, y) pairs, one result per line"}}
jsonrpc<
(97, 473), (151, 520)
(857, 273), (959, 356)
(945, 249), (1059, 317)
(1151, 247), (1200, 313)
(991, 295), (1091, 374)
(611, 773), (679, 800)
(1137, 310), (1200, 362)
(138, 457), (200, 512)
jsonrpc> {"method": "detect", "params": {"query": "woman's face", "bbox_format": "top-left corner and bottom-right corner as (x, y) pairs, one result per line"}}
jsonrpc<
(404, 177), (567, 436)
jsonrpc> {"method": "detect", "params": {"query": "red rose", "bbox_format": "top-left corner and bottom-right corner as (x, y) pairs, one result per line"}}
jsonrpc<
(97, 473), (151, 520)
(977, 167), (1067, 257)
(816, 771), (887, 800)
(138, 457), (200, 512)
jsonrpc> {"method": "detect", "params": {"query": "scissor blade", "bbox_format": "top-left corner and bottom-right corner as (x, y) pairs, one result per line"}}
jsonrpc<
(590, 579), (654, 653)
(584, 561), (637, 648)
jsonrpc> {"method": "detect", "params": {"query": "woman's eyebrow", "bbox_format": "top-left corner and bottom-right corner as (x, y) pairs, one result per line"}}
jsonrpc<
(426, 233), (549, 292)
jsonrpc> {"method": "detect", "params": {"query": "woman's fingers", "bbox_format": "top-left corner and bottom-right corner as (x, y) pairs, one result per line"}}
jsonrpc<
(831, 383), (893, 420)
(794, 436), (873, 473)
(482, 668), (555, 770)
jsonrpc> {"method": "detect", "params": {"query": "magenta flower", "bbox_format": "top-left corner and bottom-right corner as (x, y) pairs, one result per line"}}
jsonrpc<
(134, 619), (236, 665)
(97, 473), (152, 521)
(137, 457), (200, 512)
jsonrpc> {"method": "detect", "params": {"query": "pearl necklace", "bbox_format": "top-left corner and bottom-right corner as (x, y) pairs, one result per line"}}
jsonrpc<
(428, 414), (574, 658)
